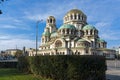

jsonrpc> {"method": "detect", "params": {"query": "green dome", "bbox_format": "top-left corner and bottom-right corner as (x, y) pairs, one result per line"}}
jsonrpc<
(51, 32), (58, 37)
(59, 24), (76, 30)
(97, 38), (105, 42)
(77, 39), (87, 42)
(42, 31), (50, 36)
(83, 25), (96, 30)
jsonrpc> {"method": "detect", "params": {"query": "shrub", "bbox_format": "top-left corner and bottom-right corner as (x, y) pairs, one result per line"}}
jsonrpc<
(18, 55), (106, 80)
(17, 56), (30, 73)
(0, 62), (17, 68)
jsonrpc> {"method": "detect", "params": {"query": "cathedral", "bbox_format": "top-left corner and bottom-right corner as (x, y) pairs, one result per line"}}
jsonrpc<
(37, 9), (115, 58)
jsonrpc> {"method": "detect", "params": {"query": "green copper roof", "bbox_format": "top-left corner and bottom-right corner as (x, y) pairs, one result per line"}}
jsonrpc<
(77, 39), (87, 42)
(51, 32), (58, 37)
(97, 38), (105, 42)
(42, 31), (50, 36)
(59, 24), (76, 30)
(83, 25), (96, 30)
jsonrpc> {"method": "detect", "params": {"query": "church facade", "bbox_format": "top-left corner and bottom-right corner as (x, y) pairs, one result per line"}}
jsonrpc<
(38, 9), (115, 58)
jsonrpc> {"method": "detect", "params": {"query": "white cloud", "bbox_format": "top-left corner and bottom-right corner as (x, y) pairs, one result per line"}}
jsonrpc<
(95, 22), (111, 30)
(0, 39), (36, 51)
(0, 25), (18, 29)
(0, 33), (36, 51)
(100, 31), (120, 41)
(93, 21), (120, 42)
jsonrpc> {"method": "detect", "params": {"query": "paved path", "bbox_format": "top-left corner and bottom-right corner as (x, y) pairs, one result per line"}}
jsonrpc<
(106, 60), (120, 80)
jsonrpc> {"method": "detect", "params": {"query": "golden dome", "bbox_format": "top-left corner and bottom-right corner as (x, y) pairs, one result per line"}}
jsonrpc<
(65, 9), (86, 16)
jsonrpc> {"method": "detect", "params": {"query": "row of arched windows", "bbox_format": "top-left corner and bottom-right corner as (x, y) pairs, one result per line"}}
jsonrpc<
(64, 14), (86, 22)
(56, 52), (65, 55)
(98, 42), (106, 48)
(84, 30), (98, 35)
(47, 19), (55, 23)
(59, 29), (76, 35)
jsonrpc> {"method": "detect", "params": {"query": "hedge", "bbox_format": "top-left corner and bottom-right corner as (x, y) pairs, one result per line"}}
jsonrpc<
(0, 62), (17, 68)
(18, 55), (106, 80)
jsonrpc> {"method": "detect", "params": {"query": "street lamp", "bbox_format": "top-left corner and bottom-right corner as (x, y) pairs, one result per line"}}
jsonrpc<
(36, 19), (43, 56)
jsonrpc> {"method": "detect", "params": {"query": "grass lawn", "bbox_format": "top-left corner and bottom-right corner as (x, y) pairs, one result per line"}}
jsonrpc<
(0, 68), (51, 80)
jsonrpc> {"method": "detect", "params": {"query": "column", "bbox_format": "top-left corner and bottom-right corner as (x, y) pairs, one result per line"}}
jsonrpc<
(76, 13), (79, 20)
(65, 29), (67, 34)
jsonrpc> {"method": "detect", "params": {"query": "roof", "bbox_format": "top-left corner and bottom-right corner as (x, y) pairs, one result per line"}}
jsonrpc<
(66, 9), (86, 16)
(59, 24), (76, 30)
(42, 31), (50, 36)
(6, 49), (21, 51)
(97, 48), (115, 51)
(47, 16), (55, 19)
(77, 39), (88, 43)
(51, 32), (58, 37)
(97, 38), (106, 42)
(82, 25), (96, 30)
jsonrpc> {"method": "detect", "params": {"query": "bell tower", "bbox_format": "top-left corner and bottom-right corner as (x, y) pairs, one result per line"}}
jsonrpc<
(46, 16), (57, 33)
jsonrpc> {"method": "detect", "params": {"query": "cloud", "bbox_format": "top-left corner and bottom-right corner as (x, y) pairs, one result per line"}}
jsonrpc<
(94, 22), (120, 41)
(0, 25), (18, 29)
(0, 39), (36, 51)
(0, 17), (31, 30)
(0, 24), (31, 30)
(94, 22), (112, 32)
(0, 33), (36, 51)
(100, 31), (120, 41)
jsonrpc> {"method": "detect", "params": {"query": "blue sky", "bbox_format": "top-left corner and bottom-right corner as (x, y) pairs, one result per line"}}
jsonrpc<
(0, 0), (120, 50)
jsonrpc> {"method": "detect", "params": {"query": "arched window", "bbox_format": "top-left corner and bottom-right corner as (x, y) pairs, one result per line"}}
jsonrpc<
(86, 30), (88, 35)
(67, 29), (69, 34)
(71, 15), (73, 20)
(74, 14), (77, 19)
(90, 30), (92, 35)
(55, 40), (62, 48)
(78, 14), (80, 19)
(99, 43), (100, 48)
(62, 29), (65, 34)
(50, 19), (52, 23)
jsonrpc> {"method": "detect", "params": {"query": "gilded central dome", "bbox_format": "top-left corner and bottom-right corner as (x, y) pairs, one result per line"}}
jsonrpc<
(67, 9), (84, 14)
(65, 9), (86, 17)
(63, 9), (87, 24)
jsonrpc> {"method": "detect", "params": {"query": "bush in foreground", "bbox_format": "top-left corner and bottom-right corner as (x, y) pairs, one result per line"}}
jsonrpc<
(18, 55), (106, 80)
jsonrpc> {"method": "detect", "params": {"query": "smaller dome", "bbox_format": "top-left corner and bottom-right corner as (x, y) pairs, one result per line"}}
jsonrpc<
(77, 39), (88, 42)
(51, 32), (58, 37)
(97, 38), (106, 42)
(59, 24), (76, 30)
(47, 16), (55, 19)
(83, 25), (96, 30)
(42, 31), (50, 36)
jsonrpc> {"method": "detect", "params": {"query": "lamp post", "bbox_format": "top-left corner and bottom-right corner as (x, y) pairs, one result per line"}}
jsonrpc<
(36, 19), (43, 56)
